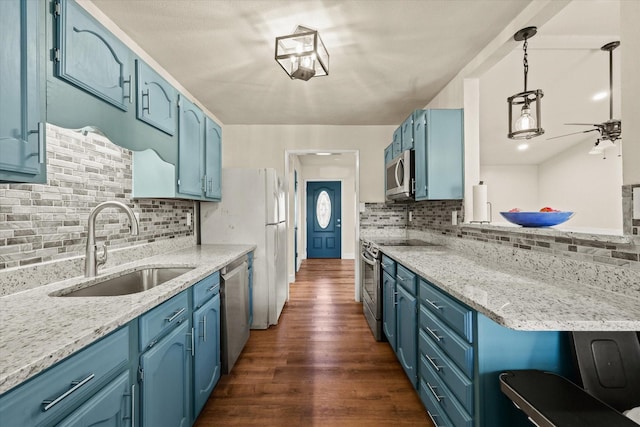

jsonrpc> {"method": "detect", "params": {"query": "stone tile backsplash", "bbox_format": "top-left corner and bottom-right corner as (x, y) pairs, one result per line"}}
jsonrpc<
(0, 124), (194, 270)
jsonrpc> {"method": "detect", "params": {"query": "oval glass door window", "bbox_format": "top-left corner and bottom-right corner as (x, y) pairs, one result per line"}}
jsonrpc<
(316, 190), (331, 229)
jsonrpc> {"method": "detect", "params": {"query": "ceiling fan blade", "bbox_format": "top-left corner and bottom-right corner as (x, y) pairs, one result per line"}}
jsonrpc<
(546, 128), (599, 140)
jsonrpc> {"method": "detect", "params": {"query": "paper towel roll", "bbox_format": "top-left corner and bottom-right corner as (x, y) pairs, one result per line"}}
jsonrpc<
(473, 182), (489, 222)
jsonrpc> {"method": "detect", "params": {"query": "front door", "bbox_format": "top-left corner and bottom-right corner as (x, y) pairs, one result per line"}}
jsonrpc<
(306, 181), (341, 258)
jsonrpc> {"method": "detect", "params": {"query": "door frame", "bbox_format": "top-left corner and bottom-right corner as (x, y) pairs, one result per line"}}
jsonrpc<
(284, 149), (361, 302)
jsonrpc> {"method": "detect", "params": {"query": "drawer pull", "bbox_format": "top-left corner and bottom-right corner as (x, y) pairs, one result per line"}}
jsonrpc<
(425, 298), (442, 311)
(426, 411), (443, 427)
(426, 326), (442, 342)
(427, 382), (444, 402)
(207, 285), (217, 292)
(42, 373), (95, 411)
(166, 307), (186, 323)
(425, 354), (443, 372)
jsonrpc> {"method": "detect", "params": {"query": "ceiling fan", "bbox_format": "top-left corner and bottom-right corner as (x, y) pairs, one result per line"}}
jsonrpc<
(547, 41), (621, 147)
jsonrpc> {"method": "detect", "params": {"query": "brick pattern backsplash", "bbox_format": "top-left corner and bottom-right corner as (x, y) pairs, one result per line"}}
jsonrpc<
(359, 202), (407, 230)
(0, 125), (193, 270)
(361, 198), (639, 269)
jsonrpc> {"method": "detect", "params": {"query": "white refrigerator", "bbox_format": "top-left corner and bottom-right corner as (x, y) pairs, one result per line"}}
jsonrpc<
(200, 168), (288, 329)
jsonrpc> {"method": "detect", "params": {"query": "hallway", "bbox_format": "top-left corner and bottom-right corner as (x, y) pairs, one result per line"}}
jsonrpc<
(195, 259), (432, 426)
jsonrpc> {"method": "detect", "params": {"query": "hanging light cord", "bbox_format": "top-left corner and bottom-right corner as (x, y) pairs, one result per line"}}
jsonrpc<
(522, 38), (529, 93)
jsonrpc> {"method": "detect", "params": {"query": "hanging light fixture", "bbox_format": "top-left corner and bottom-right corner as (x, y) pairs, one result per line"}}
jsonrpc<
(508, 27), (544, 140)
(275, 25), (329, 81)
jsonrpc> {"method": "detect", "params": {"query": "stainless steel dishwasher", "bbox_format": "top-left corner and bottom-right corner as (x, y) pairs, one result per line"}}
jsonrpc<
(220, 255), (250, 374)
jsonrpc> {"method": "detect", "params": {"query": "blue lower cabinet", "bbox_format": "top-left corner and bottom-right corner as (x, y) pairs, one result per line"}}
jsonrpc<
(382, 270), (397, 351)
(193, 294), (221, 418)
(140, 321), (191, 427)
(57, 372), (132, 427)
(396, 284), (417, 388)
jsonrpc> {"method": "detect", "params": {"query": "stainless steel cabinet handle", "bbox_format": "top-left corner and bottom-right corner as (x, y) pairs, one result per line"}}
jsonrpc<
(28, 122), (45, 164)
(426, 411), (443, 427)
(123, 75), (132, 103)
(42, 373), (95, 411)
(425, 298), (442, 311)
(207, 285), (216, 292)
(425, 354), (442, 372)
(426, 326), (442, 342)
(166, 307), (186, 323)
(141, 89), (151, 114)
(427, 382), (444, 402)
(187, 327), (195, 357)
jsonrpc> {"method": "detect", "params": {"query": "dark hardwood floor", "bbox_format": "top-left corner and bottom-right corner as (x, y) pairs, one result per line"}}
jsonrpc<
(195, 258), (432, 426)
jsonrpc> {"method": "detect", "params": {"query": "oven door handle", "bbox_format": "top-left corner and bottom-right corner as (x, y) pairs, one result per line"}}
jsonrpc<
(360, 253), (377, 266)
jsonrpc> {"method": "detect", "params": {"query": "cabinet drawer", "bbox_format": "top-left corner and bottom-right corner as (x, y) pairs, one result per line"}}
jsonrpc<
(193, 271), (220, 309)
(0, 327), (129, 427)
(421, 359), (473, 427)
(419, 329), (473, 414)
(381, 254), (396, 276)
(396, 264), (416, 295)
(419, 378), (455, 427)
(420, 305), (473, 378)
(420, 279), (473, 343)
(139, 291), (189, 350)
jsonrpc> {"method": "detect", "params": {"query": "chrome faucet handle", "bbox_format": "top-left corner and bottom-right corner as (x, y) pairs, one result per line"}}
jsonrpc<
(95, 244), (108, 269)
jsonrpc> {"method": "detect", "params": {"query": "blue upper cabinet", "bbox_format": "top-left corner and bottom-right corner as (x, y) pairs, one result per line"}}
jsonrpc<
(384, 143), (393, 165)
(178, 95), (205, 197)
(392, 127), (402, 159)
(401, 113), (414, 151)
(414, 109), (464, 200)
(136, 60), (176, 135)
(56, 0), (132, 111)
(0, 0), (46, 183)
(204, 117), (222, 200)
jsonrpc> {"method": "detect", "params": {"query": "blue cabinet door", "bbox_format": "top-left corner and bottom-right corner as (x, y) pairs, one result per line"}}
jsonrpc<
(204, 117), (222, 200)
(178, 95), (204, 197)
(57, 372), (131, 427)
(413, 110), (428, 200)
(140, 321), (190, 427)
(193, 294), (221, 418)
(0, 0), (46, 183)
(397, 284), (418, 388)
(401, 113), (414, 151)
(384, 143), (393, 165)
(56, 0), (132, 111)
(136, 60), (176, 135)
(414, 109), (464, 201)
(382, 270), (397, 351)
(392, 127), (402, 158)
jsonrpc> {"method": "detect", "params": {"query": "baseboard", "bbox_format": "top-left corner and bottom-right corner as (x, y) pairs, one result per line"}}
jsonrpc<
(342, 252), (355, 260)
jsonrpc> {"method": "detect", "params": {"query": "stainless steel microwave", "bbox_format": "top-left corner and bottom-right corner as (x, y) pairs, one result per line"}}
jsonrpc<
(385, 150), (414, 201)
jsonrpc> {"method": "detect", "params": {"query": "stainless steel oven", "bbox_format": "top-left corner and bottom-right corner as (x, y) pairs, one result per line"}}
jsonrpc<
(360, 240), (383, 341)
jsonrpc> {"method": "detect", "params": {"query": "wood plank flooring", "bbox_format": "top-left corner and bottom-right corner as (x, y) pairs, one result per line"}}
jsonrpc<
(195, 259), (433, 426)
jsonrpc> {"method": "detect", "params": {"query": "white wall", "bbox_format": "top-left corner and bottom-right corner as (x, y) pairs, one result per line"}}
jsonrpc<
(481, 165), (539, 219)
(621, 0), (640, 185)
(538, 140), (623, 232)
(223, 125), (393, 203)
(298, 164), (357, 261)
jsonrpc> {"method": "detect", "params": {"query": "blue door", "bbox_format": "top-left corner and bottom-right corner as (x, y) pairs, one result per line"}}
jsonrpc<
(306, 181), (341, 259)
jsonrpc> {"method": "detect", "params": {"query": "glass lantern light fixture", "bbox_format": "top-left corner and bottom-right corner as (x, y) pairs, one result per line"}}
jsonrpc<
(275, 25), (329, 81)
(508, 27), (544, 140)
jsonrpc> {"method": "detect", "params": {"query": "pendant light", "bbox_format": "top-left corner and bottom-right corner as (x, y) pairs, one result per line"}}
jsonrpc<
(508, 27), (544, 140)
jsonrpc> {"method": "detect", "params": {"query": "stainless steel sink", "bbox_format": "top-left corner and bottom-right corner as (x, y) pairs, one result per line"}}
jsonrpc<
(58, 267), (194, 297)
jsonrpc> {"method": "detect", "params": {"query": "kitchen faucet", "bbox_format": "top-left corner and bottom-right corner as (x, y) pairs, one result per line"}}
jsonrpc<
(85, 201), (139, 277)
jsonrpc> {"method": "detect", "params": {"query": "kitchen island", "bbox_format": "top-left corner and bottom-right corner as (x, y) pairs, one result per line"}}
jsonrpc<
(0, 243), (255, 395)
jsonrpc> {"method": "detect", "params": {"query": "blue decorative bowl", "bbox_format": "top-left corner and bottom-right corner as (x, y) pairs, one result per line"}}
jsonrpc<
(499, 211), (575, 227)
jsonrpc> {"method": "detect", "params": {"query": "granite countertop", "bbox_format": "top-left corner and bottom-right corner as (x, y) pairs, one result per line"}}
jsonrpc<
(371, 241), (640, 332)
(0, 244), (255, 395)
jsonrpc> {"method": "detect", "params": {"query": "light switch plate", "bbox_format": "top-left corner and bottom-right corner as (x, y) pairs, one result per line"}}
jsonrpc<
(187, 212), (192, 226)
(633, 187), (640, 219)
